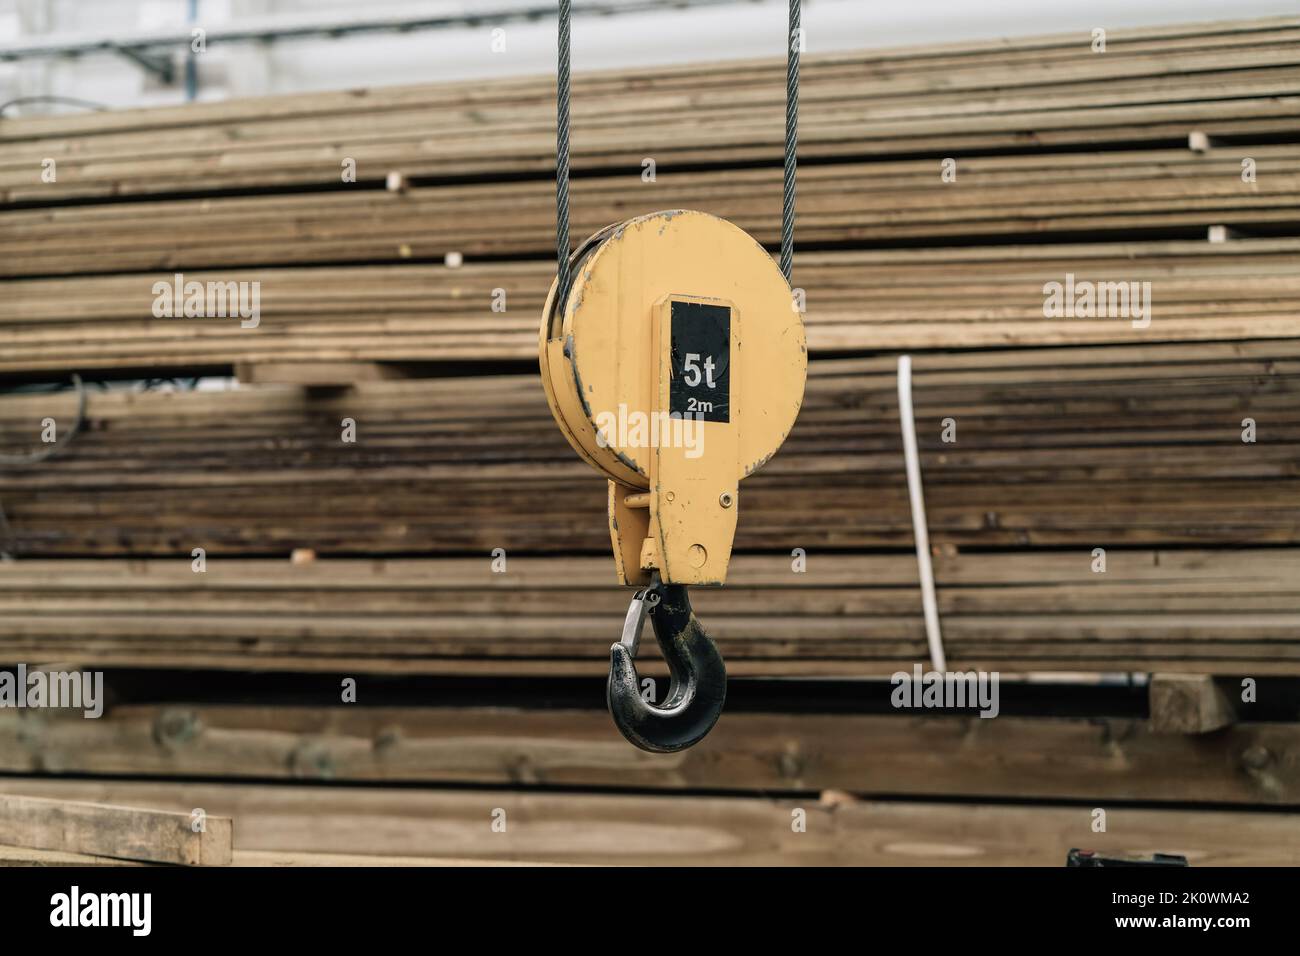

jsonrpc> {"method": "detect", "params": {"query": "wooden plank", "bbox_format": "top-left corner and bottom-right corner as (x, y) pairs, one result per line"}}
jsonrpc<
(1150, 674), (1239, 733)
(0, 704), (1296, 805)
(0, 793), (232, 865)
(231, 851), (565, 866)
(2, 777), (1296, 865)
(0, 843), (549, 867)
(4, 242), (1300, 371)
(233, 362), (409, 386)
(0, 844), (149, 867)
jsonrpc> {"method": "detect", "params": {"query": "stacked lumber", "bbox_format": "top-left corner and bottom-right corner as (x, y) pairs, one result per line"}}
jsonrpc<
(4, 147), (1298, 277)
(2, 16), (1299, 201)
(1, 340), (1296, 556)
(4, 776), (1298, 865)
(3, 240), (1298, 372)
(1, 18), (1298, 375)
(1, 17), (1299, 866)
(0, 549), (1296, 675)
(3, 697), (1296, 805)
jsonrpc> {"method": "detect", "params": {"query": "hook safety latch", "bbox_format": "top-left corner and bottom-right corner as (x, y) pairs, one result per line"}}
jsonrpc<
(607, 575), (727, 753)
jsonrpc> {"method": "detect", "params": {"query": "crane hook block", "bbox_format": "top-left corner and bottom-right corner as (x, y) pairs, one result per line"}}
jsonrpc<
(539, 210), (806, 751)
(540, 210), (807, 587)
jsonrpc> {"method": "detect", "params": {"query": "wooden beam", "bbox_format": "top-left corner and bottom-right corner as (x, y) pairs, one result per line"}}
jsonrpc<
(0, 844), (150, 867)
(1150, 673), (1239, 734)
(1, 704), (1296, 804)
(234, 361), (410, 386)
(0, 793), (232, 865)
(3, 777), (1297, 865)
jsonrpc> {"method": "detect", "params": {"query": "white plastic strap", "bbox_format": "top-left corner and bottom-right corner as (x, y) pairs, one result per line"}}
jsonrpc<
(896, 355), (946, 672)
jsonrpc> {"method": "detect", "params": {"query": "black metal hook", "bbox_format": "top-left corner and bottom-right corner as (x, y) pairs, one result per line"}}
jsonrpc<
(606, 575), (727, 753)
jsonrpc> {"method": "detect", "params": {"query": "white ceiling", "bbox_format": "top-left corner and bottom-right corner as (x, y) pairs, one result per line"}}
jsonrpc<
(1, 0), (1296, 109)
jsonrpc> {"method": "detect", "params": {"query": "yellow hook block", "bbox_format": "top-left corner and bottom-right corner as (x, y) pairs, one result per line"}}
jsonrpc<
(540, 210), (806, 586)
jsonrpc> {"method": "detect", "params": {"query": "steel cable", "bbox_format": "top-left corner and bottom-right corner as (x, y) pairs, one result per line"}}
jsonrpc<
(555, 0), (800, 289)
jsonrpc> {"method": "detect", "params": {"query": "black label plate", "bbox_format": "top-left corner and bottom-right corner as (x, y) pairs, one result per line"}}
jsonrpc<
(669, 300), (731, 423)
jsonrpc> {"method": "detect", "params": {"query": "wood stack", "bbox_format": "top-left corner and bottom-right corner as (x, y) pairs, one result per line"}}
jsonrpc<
(2, 16), (1298, 200)
(0, 16), (1298, 865)
(1, 340), (1296, 557)
(4, 241), (1300, 371)
(1, 549), (1297, 675)
(2, 16), (1300, 371)
(4, 147), (1298, 276)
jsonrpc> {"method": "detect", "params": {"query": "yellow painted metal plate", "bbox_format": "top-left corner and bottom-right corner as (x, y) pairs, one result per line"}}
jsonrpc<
(540, 210), (806, 489)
